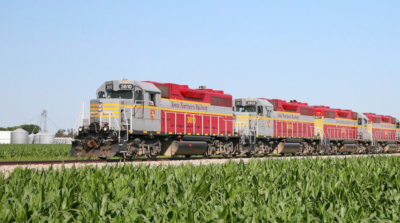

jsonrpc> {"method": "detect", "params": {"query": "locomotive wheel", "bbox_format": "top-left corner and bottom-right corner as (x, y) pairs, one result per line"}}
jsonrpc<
(146, 149), (156, 159)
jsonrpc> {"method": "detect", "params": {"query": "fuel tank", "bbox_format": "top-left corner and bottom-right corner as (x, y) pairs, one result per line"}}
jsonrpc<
(384, 143), (397, 153)
(162, 140), (208, 156)
(339, 144), (357, 153)
(273, 139), (303, 154)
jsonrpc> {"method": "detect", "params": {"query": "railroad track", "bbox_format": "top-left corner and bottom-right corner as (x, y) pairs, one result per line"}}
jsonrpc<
(0, 157), (228, 166)
(0, 153), (398, 166)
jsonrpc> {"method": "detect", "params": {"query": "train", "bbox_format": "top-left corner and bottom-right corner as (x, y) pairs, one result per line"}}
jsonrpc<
(71, 79), (400, 158)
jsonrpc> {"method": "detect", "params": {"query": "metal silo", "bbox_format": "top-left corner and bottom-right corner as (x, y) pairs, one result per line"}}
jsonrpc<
(39, 132), (55, 144)
(28, 133), (35, 144)
(34, 132), (42, 144)
(10, 128), (28, 144)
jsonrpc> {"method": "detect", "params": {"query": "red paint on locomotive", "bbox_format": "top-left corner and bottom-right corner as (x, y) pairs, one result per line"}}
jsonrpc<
(146, 81), (233, 136)
(264, 99), (315, 139)
(364, 113), (396, 141)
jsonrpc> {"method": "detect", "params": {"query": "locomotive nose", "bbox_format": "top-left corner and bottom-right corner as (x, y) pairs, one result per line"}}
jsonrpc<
(89, 99), (122, 124)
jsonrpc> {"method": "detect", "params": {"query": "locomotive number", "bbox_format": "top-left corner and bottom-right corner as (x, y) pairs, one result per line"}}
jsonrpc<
(187, 116), (196, 124)
(106, 84), (113, 90)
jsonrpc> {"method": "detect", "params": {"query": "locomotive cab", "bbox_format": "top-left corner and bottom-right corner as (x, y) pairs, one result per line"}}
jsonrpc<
(233, 98), (274, 155)
(234, 98), (273, 136)
(356, 113), (371, 141)
(72, 80), (162, 158)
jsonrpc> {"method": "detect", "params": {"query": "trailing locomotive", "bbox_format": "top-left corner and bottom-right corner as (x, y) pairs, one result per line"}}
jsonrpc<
(72, 80), (400, 158)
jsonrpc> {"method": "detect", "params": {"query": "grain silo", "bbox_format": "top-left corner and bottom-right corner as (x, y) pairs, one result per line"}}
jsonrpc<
(10, 128), (28, 144)
(28, 133), (35, 144)
(34, 132), (42, 144)
(39, 132), (55, 144)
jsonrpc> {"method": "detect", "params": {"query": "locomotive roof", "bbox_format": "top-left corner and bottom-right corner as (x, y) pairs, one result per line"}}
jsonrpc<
(97, 80), (161, 93)
(364, 113), (396, 124)
(136, 81), (161, 93)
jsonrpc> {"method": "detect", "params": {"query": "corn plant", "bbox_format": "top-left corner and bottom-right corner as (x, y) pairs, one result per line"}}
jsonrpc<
(1, 156), (400, 222)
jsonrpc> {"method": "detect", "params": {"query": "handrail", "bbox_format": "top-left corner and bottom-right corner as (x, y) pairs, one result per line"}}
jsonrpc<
(132, 100), (145, 118)
(326, 127), (357, 140)
(73, 101), (123, 142)
(107, 112), (121, 142)
(314, 126), (325, 139)
(373, 130), (395, 141)
(163, 110), (233, 135)
(273, 120), (314, 139)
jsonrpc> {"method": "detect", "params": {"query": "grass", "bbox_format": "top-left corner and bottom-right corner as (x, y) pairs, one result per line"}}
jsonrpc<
(1, 156), (400, 222)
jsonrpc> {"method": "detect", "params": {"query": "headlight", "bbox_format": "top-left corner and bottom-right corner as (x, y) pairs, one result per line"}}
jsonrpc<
(98, 108), (103, 112)
(78, 127), (83, 132)
(103, 126), (109, 132)
(98, 103), (103, 108)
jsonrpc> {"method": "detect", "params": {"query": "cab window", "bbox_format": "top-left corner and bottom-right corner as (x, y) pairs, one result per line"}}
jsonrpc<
(135, 90), (143, 101)
(236, 106), (256, 112)
(257, 106), (263, 115)
(397, 123), (400, 129)
(120, 91), (133, 99)
(98, 91), (105, 99)
(267, 110), (272, 118)
(149, 93), (156, 106)
(107, 91), (133, 99)
(108, 91), (119, 99)
(358, 118), (362, 126)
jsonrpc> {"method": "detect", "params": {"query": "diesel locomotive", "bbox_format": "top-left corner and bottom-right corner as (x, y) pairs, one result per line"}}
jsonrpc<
(71, 80), (400, 158)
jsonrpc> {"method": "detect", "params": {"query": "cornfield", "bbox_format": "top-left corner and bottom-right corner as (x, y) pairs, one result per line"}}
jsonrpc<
(0, 145), (71, 160)
(1, 156), (400, 222)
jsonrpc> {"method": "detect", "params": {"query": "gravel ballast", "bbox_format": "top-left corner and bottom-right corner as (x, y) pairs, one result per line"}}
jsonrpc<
(1, 154), (398, 178)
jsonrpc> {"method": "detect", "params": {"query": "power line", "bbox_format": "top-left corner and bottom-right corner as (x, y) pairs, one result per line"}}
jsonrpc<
(22, 114), (41, 125)
(47, 115), (60, 130)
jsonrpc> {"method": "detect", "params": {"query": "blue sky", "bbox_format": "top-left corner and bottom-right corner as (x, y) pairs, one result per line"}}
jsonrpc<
(0, 0), (399, 133)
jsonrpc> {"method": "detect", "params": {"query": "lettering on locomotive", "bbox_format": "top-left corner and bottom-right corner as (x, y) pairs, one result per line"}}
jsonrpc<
(170, 101), (208, 111)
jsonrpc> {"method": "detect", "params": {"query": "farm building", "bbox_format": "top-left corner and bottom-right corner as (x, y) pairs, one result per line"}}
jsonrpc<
(0, 131), (11, 144)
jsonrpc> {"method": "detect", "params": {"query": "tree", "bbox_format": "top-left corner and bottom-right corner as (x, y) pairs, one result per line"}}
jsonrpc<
(0, 125), (40, 134)
(55, 129), (66, 137)
(55, 128), (76, 137)
(66, 128), (76, 137)
(20, 125), (41, 134)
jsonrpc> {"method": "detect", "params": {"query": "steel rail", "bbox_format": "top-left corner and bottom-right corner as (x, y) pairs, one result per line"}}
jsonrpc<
(0, 153), (398, 166)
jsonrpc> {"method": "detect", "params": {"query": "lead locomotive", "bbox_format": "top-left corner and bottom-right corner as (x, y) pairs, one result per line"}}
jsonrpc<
(72, 80), (400, 158)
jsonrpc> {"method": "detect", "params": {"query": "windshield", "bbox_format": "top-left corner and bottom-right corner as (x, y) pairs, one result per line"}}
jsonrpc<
(236, 106), (256, 112)
(107, 91), (133, 99)
(121, 91), (133, 99)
